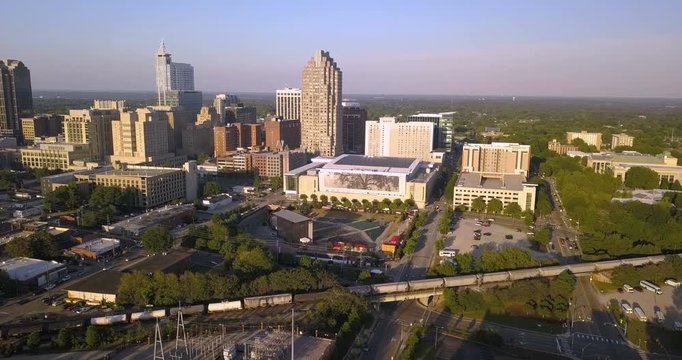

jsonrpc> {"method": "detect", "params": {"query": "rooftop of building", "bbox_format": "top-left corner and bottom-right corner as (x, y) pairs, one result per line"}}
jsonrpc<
(590, 151), (675, 165)
(463, 142), (529, 149)
(124, 249), (194, 274)
(456, 173), (535, 191)
(66, 270), (121, 295)
(0, 257), (65, 281)
(105, 204), (194, 235)
(323, 155), (419, 173)
(71, 238), (121, 255)
(97, 168), (181, 178)
(272, 209), (310, 223)
(285, 162), (325, 176)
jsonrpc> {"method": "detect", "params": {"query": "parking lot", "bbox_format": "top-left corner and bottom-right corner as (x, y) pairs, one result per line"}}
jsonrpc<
(599, 285), (682, 330)
(444, 216), (553, 260)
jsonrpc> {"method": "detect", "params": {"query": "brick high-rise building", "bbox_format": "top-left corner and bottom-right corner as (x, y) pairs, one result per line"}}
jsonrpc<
(301, 50), (342, 157)
(242, 123), (263, 149)
(213, 125), (240, 157)
(341, 100), (367, 154)
(0, 60), (33, 137)
(264, 117), (301, 151)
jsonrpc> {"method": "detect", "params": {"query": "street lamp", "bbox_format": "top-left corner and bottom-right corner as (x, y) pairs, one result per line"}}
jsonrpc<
(434, 326), (444, 350)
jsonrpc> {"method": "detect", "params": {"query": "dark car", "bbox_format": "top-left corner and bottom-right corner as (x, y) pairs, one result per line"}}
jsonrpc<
(505, 234), (514, 240)
(483, 232), (492, 236)
(17, 298), (30, 305)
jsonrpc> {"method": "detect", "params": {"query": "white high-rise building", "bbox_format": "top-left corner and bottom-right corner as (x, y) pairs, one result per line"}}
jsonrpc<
(155, 42), (195, 106)
(365, 117), (435, 161)
(276, 88), (301, 120)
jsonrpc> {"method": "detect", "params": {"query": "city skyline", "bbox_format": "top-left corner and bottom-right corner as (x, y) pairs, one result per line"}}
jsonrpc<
(1, 0), (681, 98)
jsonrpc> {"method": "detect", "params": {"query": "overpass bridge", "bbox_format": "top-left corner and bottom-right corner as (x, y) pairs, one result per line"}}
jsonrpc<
(354, 254), (677, 303)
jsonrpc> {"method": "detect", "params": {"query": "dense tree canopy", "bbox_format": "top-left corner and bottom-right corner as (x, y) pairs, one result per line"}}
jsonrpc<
(141, 225), (173, 253)
(202, 181), (221, 197)
(5, 231), (58, 260)
(624, 167), (660, 190)
(43, 184), (82, 213)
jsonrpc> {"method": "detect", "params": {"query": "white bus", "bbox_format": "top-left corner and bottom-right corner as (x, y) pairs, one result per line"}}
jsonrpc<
(640, 280), (662, 295)
(634, 307), (647, 322)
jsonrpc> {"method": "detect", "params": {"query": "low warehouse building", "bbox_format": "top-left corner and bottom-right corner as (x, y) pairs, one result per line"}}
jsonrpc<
(66, 270), (121, 304)
(0, 257), (67, 287)
(71, 238), (121, 260)
(271, 210), (313, 244)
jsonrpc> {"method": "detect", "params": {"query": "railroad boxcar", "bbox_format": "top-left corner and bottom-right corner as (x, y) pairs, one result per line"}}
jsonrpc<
(371, 281), (409, 294)
(443, 274), (478, 287)
(90, 314), (127, 325)
(170, 304), (205, 316)
(408, 278), (444, 291)
(294, 292), (327, 303)
(207, 300), (243, 313)
(243, 294), (292, 309)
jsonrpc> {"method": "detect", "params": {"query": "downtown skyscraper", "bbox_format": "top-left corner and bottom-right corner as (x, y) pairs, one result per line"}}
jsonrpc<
(155, 42), (197, 109)
(300, 50), (342, 157)
(0, 59), (33, 137)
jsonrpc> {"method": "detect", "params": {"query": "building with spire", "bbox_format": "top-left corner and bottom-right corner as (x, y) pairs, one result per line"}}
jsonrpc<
(300, 50), (342, 157)
(155, 42), (201, 113)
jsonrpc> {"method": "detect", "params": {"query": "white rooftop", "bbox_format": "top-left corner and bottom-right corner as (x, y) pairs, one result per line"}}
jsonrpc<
(71, 238), (120, 255)
(0, 257), (65, 281)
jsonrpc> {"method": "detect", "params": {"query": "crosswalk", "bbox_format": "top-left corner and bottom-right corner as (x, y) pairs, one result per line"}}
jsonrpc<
(573, 332), (626, 345)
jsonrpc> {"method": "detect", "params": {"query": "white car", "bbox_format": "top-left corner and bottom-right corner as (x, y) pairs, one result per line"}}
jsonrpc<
(665, 279), (681, 287)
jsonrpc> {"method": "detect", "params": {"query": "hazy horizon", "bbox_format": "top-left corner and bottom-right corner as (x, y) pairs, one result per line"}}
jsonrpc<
(4, 0), (682, 98)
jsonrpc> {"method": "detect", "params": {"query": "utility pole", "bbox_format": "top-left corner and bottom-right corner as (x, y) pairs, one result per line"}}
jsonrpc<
(291, 308), (295, 360)
(174, 302), (188, 358)
(153, 319), (165, 360)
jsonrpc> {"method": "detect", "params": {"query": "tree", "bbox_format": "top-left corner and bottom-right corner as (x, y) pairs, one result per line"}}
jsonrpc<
(43, 184), (82, 213)
(624, 167), (660, 189)
(85, 325), (102, 348)
(233, 247), (274, 280)
(503, 203), (522, 218)
(486, 198), (503, 214)
(196, 153), (210, 165)
(443, 174), (459, 204)
(534, 227), (551, 249)
(299, 194), (308, 203)
(471, 197), (486, 212)
(5, 231), (58, 260)
(319, 194), (329, 205)
(269, 176), (283, 190)
(202, 181), (221, 197)
(53, 328), (73, 350)
(358, 271), (371, 283)
(141, 225), (173, 253)
(27, 332), (41, 351)
(330, 196), (339, 206)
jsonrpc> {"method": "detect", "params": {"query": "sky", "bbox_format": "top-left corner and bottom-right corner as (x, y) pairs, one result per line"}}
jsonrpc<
(2, 0), (682, 98)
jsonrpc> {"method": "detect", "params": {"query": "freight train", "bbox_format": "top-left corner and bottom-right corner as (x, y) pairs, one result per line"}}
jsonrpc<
(3, 254), (670, 337)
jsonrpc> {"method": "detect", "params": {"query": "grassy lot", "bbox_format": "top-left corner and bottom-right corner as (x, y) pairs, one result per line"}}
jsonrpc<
(435, 298), (565, 334)
(593, 279), (620, 293)
(626, 319), (682, 355)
